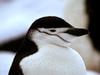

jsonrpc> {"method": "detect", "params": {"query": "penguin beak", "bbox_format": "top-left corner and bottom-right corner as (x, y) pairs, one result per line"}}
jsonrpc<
(64, 28), (88, 36)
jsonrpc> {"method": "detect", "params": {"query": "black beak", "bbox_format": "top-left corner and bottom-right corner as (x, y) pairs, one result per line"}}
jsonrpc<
(65, 28), (88, 36)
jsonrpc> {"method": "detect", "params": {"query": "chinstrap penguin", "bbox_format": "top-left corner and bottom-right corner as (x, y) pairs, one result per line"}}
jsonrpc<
(9, 16), (88, 75)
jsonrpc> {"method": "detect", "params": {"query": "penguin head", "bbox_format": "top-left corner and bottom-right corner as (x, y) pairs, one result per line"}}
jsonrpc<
(27, 16), (88, 48)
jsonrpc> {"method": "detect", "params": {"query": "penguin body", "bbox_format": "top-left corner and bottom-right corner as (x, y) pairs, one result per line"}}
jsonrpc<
(20, 45), (86, 75)
(9, 16), (88, 75)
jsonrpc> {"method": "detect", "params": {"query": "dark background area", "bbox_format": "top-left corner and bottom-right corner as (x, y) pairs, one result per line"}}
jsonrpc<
(86, 0), (100, 52)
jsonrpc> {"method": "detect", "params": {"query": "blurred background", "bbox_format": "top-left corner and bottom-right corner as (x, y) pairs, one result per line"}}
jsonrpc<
(0, 0), (100, 75)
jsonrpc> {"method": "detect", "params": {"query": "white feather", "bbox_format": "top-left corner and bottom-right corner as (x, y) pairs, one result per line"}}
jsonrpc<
(20, 45), (86, 75)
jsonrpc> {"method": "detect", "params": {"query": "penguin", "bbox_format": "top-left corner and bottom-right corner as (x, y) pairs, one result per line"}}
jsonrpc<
(9, 16), (88, 75)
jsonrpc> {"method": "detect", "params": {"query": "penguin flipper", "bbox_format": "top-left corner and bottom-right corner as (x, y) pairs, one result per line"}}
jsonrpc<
(8, 54), (24, 75)
(9, 38), (38, 75)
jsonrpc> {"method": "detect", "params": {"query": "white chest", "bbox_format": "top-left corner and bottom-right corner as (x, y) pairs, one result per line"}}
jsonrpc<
(20, 45), (86, 75)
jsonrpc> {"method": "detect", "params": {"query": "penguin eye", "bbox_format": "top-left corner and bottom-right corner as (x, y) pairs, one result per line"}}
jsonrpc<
(49, 29), (56, 32)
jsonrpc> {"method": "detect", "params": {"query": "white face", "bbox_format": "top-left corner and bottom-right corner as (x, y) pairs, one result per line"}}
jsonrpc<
(31, 28), (77, 48)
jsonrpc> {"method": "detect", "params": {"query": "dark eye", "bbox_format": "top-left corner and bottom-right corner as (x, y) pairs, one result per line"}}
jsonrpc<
(49, 29), (56, 32)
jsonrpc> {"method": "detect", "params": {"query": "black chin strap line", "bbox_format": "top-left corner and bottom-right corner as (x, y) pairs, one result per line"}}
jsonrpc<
(36, 29), (70, 43)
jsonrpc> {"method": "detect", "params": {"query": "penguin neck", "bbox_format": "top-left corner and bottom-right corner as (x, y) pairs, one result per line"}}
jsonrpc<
(34, 40), (68, 50)
(33, 40), (71, 60)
